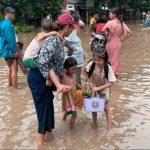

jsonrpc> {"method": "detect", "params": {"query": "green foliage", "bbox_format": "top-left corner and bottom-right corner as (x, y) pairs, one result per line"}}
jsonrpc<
(15, 24), (35, 33)
(0, 0), (64, 23)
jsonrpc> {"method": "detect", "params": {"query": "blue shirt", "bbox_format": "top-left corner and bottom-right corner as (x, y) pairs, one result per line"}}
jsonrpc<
(0, 18), (17, 58)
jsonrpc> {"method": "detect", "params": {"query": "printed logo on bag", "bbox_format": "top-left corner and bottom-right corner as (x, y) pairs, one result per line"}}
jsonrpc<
(91, 100), (100, 109)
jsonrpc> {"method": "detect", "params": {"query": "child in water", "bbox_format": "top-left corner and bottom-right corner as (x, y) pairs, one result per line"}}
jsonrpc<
(84, 46), (116, 131)
(23, 18), (63, 86)
(61, 57), (81, 129)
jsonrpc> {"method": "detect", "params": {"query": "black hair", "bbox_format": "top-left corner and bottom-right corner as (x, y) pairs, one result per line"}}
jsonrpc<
(41, 18), (54, 32)
(93, 46), (109, 80)
(110, 7), (124, 32)
(64, 57), (77, 69)
(71, 13), (80, 24)
(52, 22), (67, 31)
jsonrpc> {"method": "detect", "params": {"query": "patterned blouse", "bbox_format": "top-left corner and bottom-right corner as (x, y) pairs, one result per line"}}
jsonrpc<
(38, 36), (65, 80)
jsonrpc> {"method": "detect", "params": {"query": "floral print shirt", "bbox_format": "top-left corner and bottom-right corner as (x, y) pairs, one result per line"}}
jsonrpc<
(38, 36), (65, 80)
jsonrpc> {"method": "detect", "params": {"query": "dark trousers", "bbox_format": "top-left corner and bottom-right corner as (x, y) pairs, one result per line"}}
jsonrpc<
(28, 69), (54, 134)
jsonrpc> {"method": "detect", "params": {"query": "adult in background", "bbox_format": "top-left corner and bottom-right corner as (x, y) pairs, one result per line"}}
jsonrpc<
(27, 13), (75, 146)
(65, 12), (84, 85)
(102, 7), (132, 77)
(0, 7), (19, 88)
(90, 13), (99, 32)
(89, 13), (99, 44)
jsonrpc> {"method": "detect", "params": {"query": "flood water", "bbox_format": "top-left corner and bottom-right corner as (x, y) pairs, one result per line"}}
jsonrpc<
(0, 22), (150, 149)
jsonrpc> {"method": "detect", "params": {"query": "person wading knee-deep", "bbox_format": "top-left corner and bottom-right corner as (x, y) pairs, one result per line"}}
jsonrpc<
(0, 7), (20, 88)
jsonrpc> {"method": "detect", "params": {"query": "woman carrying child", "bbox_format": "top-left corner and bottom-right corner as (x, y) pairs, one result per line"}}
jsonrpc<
(27, 13), (75, 146)
(84, 46), (116, 131)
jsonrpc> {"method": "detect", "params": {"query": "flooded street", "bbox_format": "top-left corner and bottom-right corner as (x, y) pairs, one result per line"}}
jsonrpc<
(0, 22), (150, 149)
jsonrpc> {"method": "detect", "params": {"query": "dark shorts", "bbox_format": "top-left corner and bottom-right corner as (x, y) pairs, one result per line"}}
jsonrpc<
(66, 111), (77, 116)
(5, 58), (18, 67)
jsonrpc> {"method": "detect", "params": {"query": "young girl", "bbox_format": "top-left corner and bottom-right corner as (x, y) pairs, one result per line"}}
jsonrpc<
(84, 46), (116, 131)
(61, 57), (81, 129)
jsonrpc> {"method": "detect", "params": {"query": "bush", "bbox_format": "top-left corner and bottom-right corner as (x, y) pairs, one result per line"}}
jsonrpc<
(15, 24), (35, 33)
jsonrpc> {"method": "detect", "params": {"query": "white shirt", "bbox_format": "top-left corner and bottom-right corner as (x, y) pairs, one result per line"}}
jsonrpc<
(23, 38), (41, 60)
(86, 62), (116, 99)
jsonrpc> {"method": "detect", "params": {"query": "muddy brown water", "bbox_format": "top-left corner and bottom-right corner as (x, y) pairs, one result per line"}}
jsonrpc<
(0, 22), (150, 149)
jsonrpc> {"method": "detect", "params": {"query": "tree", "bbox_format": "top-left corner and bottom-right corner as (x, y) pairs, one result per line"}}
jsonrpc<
(0, 0), (64, 24)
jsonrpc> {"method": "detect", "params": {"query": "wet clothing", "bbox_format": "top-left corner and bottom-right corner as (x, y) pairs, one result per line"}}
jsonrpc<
(28, 69), (54, 134)
(105, 20), (130, 75)
(86, 61), (116, 100)
(61, 74), (77, 113)
(38, 36), (65, 80)
(0, 19), (17, 58)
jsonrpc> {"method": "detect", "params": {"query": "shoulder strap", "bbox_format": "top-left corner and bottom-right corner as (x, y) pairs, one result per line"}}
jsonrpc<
(88, 61), (96, 78)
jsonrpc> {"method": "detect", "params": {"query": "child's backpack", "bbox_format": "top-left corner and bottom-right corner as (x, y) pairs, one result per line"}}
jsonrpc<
(87, 60), (96, 78)
(87, 60), (109, 80)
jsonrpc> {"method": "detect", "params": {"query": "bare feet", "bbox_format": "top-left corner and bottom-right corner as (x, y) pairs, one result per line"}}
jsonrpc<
(91, 123), (98, 130)
(37, 134), (45, 147)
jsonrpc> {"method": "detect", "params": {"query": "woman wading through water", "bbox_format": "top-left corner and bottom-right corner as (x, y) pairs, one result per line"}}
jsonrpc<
(27, 13), (76, 146)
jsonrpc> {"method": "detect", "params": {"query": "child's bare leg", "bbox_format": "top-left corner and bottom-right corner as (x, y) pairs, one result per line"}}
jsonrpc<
(63, 112), (67, 121)
(37, 133), (45, 146)
(70, 112), (77, 129)
(105, 104), (112, 131)
(92, 112), (98, 128)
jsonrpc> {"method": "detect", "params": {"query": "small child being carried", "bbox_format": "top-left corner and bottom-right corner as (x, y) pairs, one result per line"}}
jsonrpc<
(84, 46), (116, 131)
(61, 57), (81, 129)
(23, 18), (63, 86)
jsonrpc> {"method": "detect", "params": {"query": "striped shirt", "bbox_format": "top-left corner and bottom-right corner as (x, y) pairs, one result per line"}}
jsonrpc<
(65, 31), (84, 68)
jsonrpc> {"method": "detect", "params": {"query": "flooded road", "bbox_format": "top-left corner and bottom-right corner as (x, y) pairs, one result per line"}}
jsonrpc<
(0, 22), (150, 149)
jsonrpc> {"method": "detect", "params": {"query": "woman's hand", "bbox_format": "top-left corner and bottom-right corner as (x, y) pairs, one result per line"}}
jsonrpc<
(57, 84), (72, 93)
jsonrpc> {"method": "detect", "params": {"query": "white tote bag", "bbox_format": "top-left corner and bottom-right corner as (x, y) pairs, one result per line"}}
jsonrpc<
(83, 92), (105, 112)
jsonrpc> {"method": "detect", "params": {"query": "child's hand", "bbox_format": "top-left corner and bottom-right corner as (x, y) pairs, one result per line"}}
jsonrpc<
(89, 82), (96, 88)
(92, 86), (99, 92)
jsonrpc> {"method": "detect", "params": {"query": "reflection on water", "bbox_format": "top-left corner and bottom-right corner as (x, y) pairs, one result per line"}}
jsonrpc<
(0, 23), (150, 149)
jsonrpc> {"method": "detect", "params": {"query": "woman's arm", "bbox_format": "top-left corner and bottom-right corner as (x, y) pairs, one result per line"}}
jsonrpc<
(49, 69), (71, 92)
(122, 23), (132, 41)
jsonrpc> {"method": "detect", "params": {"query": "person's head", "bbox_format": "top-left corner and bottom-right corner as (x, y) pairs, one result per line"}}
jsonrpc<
(64, 57), (77, 75)
(41, 18), (54, 32)
(109, 7), (120, 20)
(4, 7), (15, 21)
(94, 13), (99, 20)
(93, 46), (108, 67)
(53, 13), (75, 37)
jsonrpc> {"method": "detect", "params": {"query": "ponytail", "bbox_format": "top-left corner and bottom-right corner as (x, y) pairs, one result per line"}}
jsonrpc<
(110, 7), (124, 33)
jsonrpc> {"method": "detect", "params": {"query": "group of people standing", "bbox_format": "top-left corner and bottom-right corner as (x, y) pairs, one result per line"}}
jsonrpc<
(0, 7), (132, 146)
